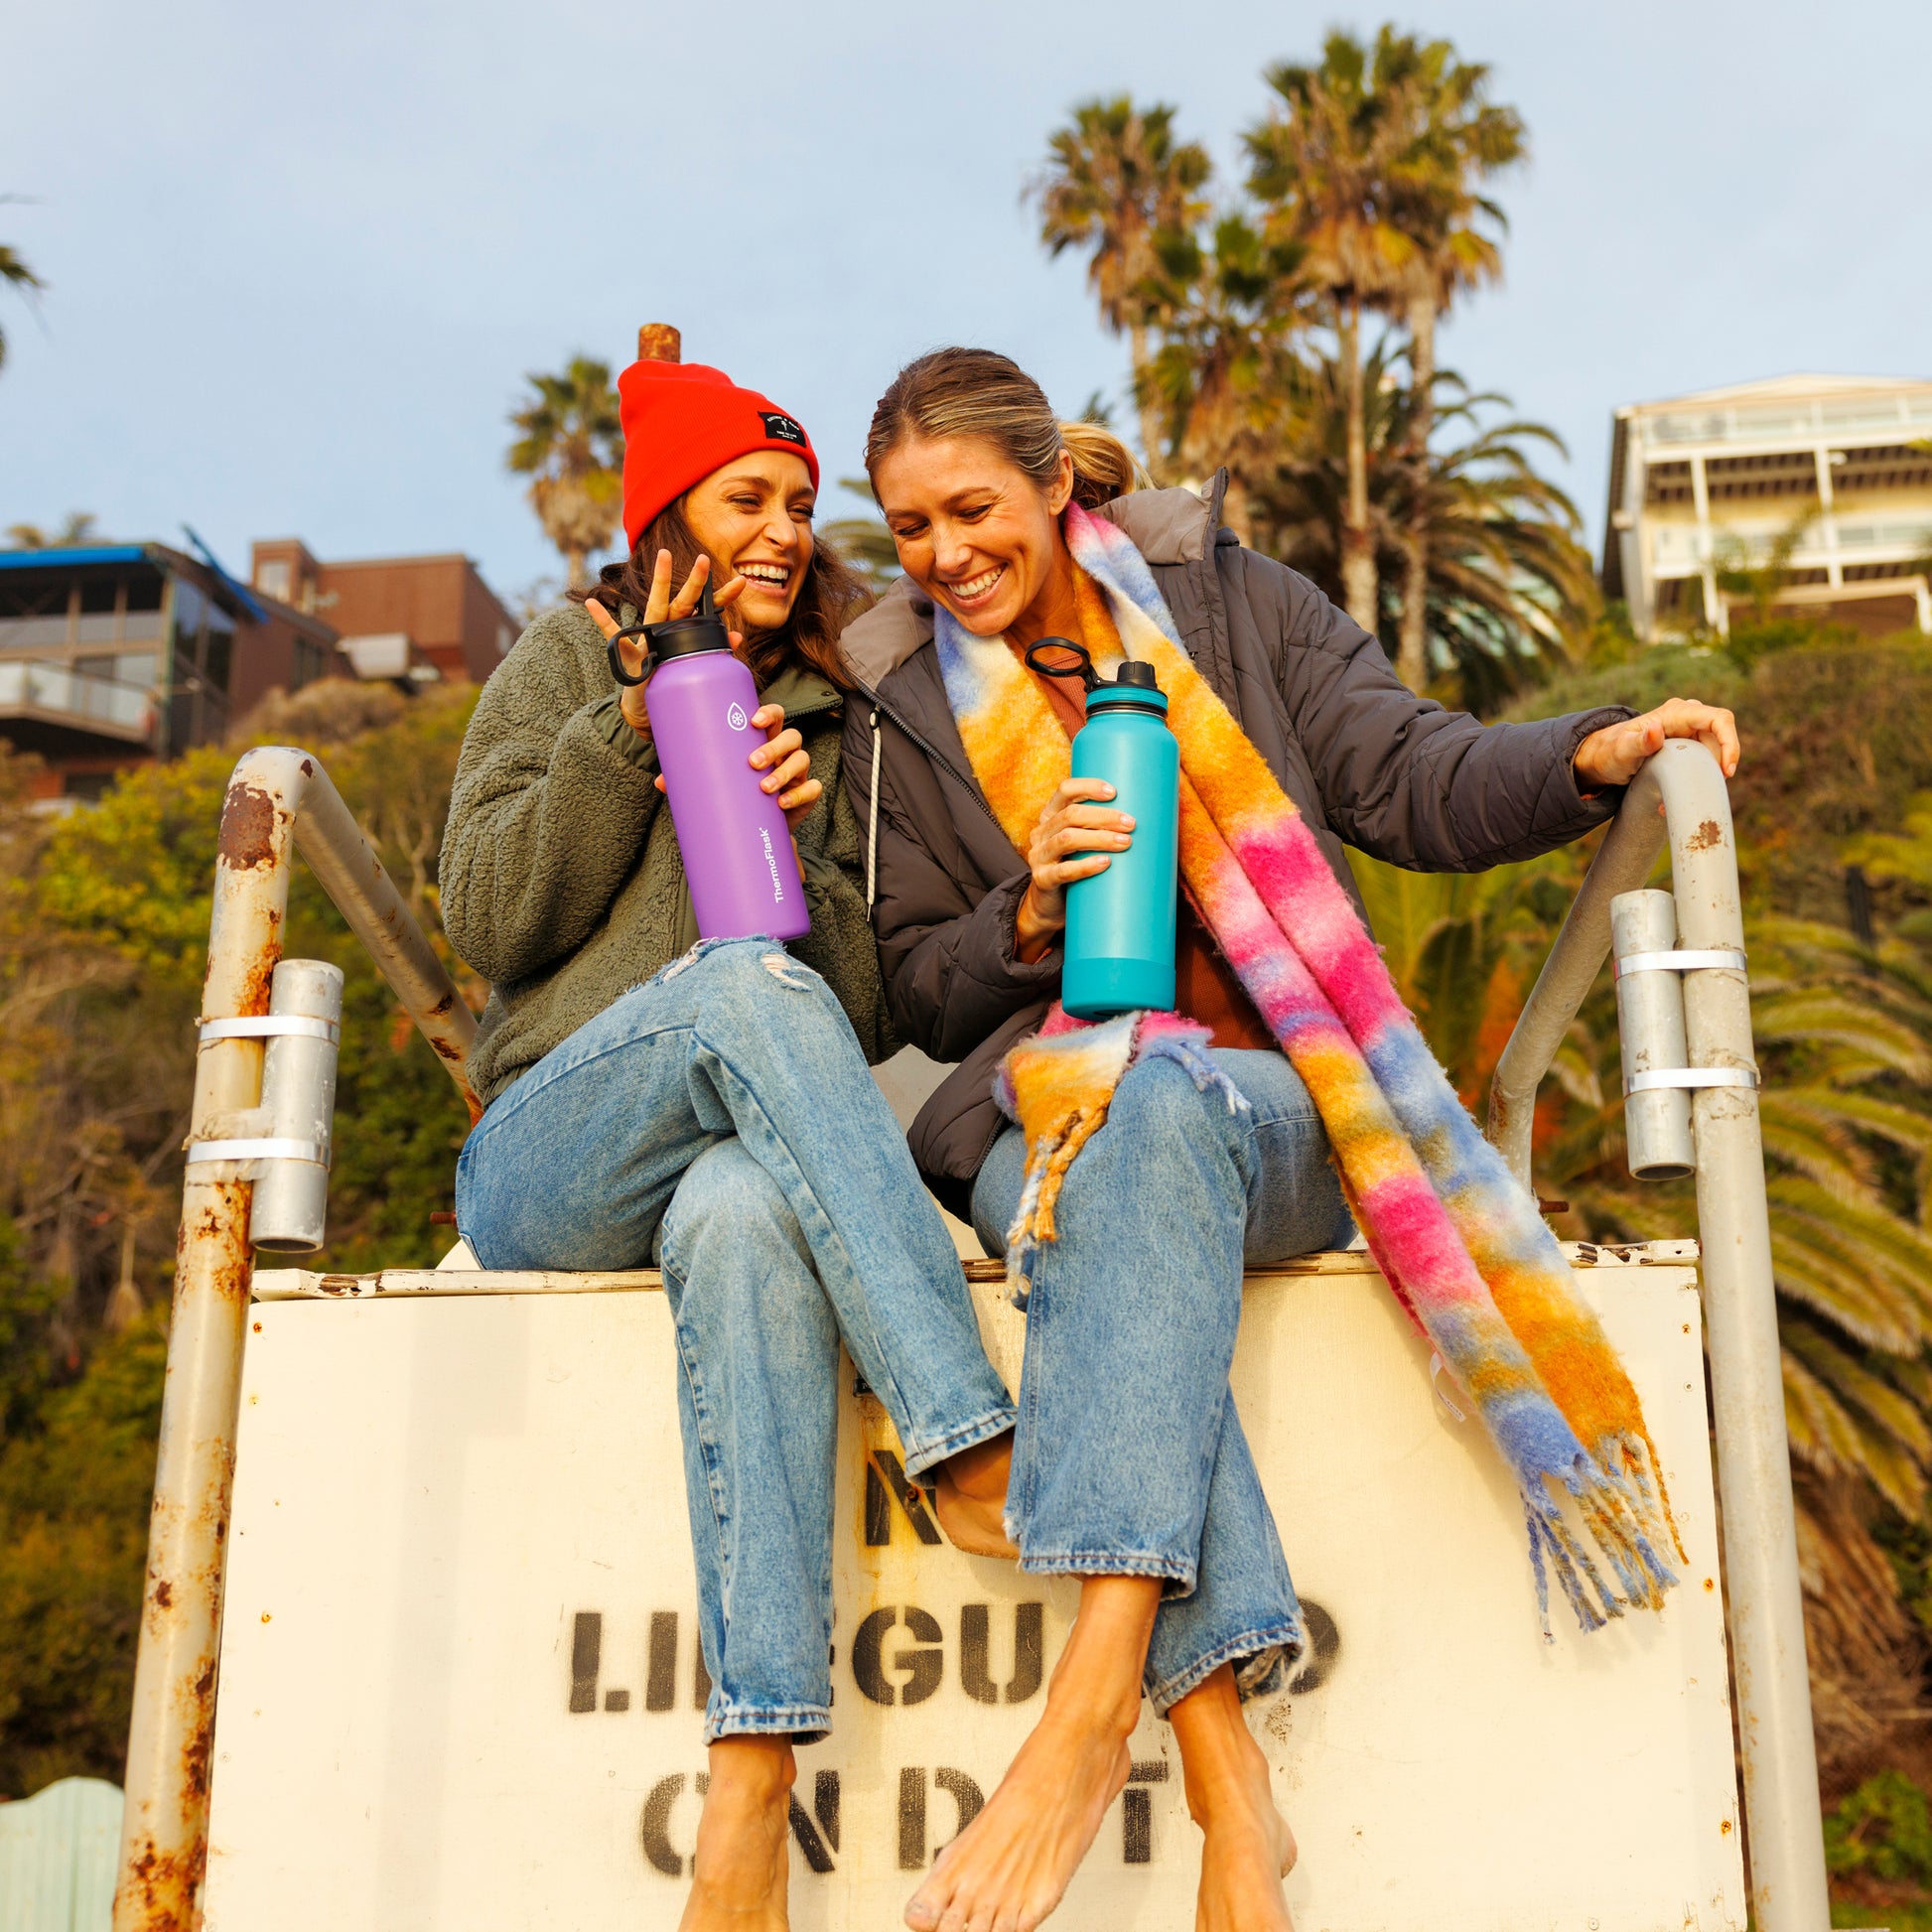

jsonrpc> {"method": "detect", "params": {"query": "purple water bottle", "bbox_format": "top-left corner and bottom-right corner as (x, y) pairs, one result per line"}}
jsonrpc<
(608, 590), (810, 941)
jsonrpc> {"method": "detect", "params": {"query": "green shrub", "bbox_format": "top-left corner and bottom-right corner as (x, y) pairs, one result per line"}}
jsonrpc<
(1827, 1770), (1932, 1886)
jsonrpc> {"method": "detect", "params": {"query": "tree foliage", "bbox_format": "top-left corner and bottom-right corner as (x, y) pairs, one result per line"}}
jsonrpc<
(506, 355), (623, 589)
(0, 216), (45, 375)
(1033, 34), (1578, 715)
(0, 683), (479, 1791)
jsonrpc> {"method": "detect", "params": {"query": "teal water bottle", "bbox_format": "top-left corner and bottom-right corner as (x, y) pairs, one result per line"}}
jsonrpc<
(1026, 640), (1179, 1018)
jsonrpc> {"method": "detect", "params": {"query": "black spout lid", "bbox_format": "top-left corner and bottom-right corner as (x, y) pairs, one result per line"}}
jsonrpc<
(606, 581), (732, 686)
(647, 612), (733, 661)
(649, 581), (732, 660)
(1114, 659), (1158, 689)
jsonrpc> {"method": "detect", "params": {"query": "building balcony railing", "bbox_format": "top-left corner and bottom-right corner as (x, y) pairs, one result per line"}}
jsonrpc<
(1643, 393), (1932, 452)
(1651, 519), (1932, 571)
(0, 660), (157, 743)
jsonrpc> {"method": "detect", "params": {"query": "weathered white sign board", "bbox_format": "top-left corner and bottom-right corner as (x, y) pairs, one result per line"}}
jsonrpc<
(205, 1247), (1743, 1931)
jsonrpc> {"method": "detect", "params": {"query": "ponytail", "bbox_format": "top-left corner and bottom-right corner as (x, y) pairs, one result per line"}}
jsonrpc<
(1058, 418), (1148, 509)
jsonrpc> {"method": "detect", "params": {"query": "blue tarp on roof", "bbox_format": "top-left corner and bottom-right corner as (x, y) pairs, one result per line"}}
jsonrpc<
(0, 547), (150, 572)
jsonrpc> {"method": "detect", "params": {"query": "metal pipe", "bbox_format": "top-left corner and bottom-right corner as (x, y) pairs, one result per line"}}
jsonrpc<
(247, 959), (345, 1252)
(113, 747), (478, 1931)
(1610, 890), (1697, 1179)
(1487, 796), (1665, 1190)
(1485, 739), (1828, 1931)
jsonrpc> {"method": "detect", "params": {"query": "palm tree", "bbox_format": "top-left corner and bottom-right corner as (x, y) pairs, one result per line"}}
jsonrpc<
(1244, 31), (1431, 634)
(0, 221), (45, 375)
(5, 513), (97, 549)
(1383, 43), (1524, 692)
(1030, 98), (1212, 468)
(1250, 346), (1594, 714)
(820, 478), (900, 598)
(506, 356), (623, 589)
(1137, 213), (1308, 541)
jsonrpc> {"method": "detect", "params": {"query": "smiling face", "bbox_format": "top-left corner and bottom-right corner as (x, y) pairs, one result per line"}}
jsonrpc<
(873, 434), (1076, 638)
(681, 450), (817, 636)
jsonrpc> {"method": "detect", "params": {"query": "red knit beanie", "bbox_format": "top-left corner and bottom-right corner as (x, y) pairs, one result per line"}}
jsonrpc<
(619, 358), (820, 551)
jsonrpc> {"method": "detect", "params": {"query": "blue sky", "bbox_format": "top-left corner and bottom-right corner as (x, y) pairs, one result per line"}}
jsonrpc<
(3, 0), (1927, 613)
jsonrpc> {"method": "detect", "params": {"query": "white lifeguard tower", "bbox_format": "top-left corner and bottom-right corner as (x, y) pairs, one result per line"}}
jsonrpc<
(105, 739), (1827, 1932)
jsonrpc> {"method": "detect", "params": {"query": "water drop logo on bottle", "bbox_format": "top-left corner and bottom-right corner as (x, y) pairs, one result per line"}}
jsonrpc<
(1025, 639), (1179, 1018)
(607, 587), (810, 942)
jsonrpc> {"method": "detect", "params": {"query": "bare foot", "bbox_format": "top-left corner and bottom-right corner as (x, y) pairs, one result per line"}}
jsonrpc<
(1172, 1664), (1297, 1932)
(903, 1576), (1159, 1932)
(1194, 1793), (1296, 1932)
(680, 1737), (794, 1932)
(931, 1430), (1019, 1560)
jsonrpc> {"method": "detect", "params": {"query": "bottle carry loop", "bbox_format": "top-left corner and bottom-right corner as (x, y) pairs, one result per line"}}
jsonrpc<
(1023, 638), (1164, 708)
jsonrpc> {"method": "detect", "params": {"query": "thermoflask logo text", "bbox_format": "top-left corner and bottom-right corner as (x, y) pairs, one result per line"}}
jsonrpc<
(759, 827), (785, 901)
(727, 703), (749, 732)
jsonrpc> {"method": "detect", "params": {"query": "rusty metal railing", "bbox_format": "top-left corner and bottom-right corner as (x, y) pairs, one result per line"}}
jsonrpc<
(1486, 738), (1829, 1932)
(112, 746), (478, 1932)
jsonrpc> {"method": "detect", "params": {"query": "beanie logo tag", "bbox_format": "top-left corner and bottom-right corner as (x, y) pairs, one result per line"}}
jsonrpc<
(759, 410), (808, 448)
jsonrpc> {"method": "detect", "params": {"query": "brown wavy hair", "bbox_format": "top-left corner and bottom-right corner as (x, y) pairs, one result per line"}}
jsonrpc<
(864, 347), (1149, 510)
(573, 495), (869, 690)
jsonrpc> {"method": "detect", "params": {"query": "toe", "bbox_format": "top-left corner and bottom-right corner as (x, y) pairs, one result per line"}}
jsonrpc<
(905, 1878), (950, 1932)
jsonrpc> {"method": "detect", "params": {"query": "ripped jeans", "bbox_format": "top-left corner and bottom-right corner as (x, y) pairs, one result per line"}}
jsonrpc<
(972, 1048), (1356, 1712)
(457, 938), (1017, 1742)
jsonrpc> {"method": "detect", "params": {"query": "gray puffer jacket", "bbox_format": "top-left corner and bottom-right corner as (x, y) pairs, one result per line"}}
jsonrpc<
(839, 474), (1634, 1218)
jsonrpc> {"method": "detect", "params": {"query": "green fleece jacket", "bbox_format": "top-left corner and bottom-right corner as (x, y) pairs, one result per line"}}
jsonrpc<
(440, 602), (892, 1108)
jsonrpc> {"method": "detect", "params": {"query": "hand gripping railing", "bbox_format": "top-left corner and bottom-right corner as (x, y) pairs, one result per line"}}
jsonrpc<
(112, 747), (479, 1932)
(1486, 738), (1827, 1932)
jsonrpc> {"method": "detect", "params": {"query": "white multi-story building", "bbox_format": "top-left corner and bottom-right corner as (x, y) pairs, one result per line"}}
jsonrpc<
(1603, 374), (1932, 639)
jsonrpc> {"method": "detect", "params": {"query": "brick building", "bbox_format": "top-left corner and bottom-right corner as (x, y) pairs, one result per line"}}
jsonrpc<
(248, 541), (516, 683)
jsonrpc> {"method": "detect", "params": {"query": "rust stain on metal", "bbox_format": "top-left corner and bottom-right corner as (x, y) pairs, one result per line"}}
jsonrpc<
(1684, 818), (1725, 853)
(216, 782), (280, 871)
(119, 1841), (200, 1932)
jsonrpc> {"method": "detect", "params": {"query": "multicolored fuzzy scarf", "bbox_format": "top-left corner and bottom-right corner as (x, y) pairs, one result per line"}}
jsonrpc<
(937, 502), (1680, 1632)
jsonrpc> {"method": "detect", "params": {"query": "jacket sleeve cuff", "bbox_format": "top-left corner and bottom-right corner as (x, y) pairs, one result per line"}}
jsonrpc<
(589, 693), (662, 775)
(1538, 704), (1636, 836)
(990, 873), (1063, 984)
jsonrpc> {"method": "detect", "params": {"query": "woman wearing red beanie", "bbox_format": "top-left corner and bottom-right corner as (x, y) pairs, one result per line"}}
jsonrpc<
(440, 358), (1017, 1932)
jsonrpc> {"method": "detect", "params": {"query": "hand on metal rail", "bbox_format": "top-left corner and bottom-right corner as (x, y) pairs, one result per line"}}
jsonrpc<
(1573, 697), (1740, 791)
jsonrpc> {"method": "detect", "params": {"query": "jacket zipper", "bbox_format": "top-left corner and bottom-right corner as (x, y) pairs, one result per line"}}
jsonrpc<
(857, 681), (1007, 838)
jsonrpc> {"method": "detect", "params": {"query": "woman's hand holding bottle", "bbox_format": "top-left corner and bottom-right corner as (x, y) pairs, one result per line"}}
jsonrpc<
(585, 556), (819, 830)
(1014, 776), (1135, 963)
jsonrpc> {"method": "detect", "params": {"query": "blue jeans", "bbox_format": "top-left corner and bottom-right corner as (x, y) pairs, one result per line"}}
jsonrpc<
(972, 1047), (1354, 1712)
(457, 938), (1018, 1742)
